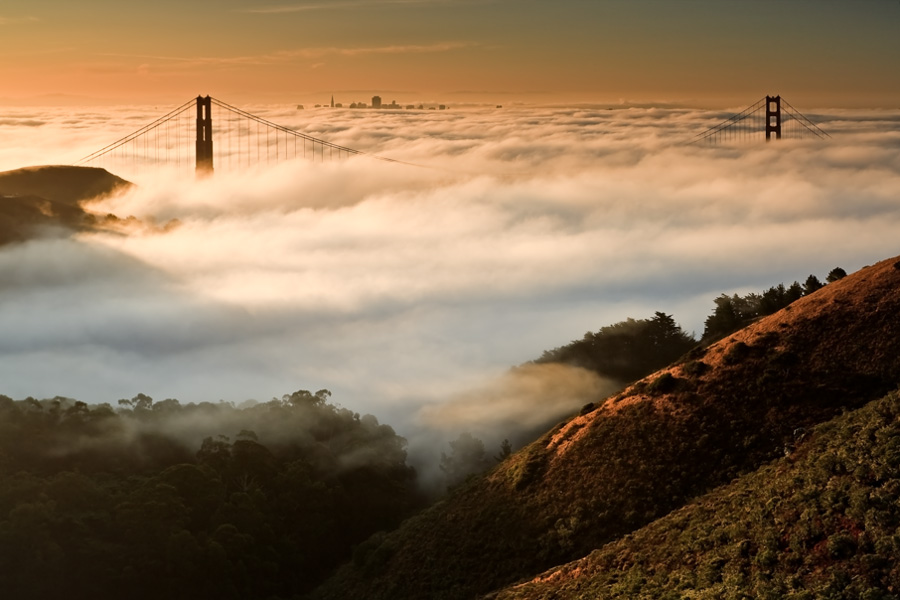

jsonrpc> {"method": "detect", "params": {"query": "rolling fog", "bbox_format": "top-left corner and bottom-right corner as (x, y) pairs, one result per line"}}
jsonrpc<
(2, 102), (900, 460)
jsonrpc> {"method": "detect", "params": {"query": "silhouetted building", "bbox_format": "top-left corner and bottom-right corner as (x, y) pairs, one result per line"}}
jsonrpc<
(372, 95), (382, 109)
(331, 95), (334, 108)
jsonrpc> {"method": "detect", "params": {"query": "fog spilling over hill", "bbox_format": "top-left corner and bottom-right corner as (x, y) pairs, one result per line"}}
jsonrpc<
(314, 255), (900, 599)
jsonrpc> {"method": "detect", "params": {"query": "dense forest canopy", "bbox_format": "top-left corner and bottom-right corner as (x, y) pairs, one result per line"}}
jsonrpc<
(0, 390), (421, 599)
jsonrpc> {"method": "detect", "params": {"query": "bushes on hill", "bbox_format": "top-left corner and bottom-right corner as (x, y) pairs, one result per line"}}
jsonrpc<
(492, 389), (900, 599)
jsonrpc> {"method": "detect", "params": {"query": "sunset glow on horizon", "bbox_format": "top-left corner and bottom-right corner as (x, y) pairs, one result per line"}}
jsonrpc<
(1, 0), (899, 108)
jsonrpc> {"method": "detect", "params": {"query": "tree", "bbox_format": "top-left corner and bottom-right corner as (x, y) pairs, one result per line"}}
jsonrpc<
(440, 433), (490, 488)
(540, 313), (695, 382)
(826, 267), (847, 283)
(495, 439), (513, 463)
(703, 295), (744, 341)
(196, 435), (232, 474)
(117, 393), (153, 412)
(283, 389), (331, 409)
(803, 274), (824, 295)
(786, 281), (804, 304)
(759, 284), (787, 316)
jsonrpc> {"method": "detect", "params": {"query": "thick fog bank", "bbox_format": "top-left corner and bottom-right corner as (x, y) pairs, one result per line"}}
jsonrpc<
(2, 104), (899, 452)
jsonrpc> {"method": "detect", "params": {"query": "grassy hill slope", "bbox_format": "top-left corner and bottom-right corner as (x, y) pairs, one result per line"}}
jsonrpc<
(0, 165), (131, 245)
(491, 387), (900, 599)
(314, 255), (900, 600)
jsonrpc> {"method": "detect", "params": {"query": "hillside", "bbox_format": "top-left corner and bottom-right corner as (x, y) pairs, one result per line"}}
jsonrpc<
(491, 388), (900, 599)
(0, 165), (131, 245)
(314, 255), (900, 600)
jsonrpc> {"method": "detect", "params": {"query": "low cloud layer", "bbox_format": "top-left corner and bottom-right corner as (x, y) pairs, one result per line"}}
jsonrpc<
(417, 362), (617, 440)
(2, 103), (900, 452)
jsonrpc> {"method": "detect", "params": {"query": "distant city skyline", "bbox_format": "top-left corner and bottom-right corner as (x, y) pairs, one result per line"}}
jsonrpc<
(1, 0), (899, 107)
(309, 93), (446, 110)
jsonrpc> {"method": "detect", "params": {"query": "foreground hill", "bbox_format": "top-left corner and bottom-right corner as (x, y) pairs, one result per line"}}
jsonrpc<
(314, 255), (900, 600)
(0, 165), (131, 245)
(492, 388), (900, 599)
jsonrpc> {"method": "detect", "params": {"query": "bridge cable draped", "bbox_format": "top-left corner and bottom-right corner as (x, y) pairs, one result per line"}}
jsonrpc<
(75, 96), (425, 175)
(691, 96), (830, 145)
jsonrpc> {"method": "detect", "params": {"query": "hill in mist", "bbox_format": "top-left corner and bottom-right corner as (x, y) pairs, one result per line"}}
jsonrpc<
(314, 254), (900, 599)
(0, 165), (131, 245)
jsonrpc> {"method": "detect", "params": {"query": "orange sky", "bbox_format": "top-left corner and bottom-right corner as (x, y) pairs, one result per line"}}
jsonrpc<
(2, 1), (899, 107)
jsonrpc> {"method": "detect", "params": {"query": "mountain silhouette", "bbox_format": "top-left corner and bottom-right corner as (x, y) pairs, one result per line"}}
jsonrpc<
(0, 165), (131, 245)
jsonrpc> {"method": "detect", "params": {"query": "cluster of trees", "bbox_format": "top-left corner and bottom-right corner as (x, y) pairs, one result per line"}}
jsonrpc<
(439, 434), (512, 489)
(535, 312), (696, 382)
(536, 268), (849, 385)
(0, 390), (422, 599)
(703, 267), (847, 340)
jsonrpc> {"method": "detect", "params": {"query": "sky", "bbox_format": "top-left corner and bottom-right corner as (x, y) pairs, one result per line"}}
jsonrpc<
(1, 0), (900, 464)
(1, 0), (899, 107)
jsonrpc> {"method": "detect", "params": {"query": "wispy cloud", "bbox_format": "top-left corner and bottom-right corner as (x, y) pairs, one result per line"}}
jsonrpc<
(96, 53), (271, 68)
(282, 42), (475, 57)
(96, 42), (474, 70)
(240, 0), (472, 14)
(0, 15), (38, 25)
(0, 118), (45, 127)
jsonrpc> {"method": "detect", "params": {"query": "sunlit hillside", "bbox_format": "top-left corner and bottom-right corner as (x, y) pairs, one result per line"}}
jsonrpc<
(315, 255), (900, 600)
(491, 387), (900, 599)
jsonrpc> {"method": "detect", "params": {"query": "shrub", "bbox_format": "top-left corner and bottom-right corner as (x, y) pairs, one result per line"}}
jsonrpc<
(683, 360), (709, 378)
(724, 342), (752, 365)
(646, 373), (679, 395)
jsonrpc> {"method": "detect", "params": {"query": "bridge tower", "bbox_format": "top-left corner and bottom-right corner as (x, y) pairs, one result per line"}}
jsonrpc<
(765, 95), (781, 141)
(196, 95), (213, 173)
